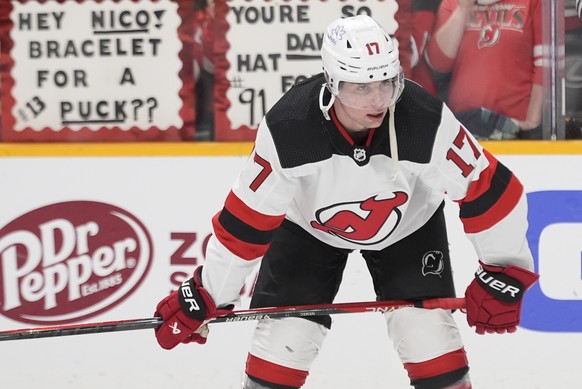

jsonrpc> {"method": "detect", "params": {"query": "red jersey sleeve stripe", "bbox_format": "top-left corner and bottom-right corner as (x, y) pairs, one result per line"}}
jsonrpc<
(224, 190), (285, 231)
(212, 213), (271, 260)
(460, 174), (523, 234)
(458, 155), (516, 217)
(463, 150), (497, 203)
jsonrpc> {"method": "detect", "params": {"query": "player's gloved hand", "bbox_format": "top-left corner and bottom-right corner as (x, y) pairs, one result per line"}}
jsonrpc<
(154, 266), (233, 349)
(465, 261), (539, 335)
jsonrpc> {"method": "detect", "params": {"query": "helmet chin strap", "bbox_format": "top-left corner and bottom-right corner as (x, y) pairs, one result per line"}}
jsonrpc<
(388, 104), (400, 181)
(319, 84), (336, 120)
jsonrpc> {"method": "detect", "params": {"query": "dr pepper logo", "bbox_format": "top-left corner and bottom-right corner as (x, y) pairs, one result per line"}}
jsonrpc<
(0, 201), (153, 325)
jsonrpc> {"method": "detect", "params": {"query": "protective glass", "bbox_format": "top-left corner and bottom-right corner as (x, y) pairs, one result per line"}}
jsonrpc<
(336, 78), (397, 110)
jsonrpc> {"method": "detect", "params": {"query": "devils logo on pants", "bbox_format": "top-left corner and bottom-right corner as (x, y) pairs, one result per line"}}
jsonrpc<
(310, 192), (408, 245)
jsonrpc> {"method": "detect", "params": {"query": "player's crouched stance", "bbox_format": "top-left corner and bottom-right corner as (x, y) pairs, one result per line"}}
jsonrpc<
(154, 15), (539, 389)
(155, 263), (537, 388)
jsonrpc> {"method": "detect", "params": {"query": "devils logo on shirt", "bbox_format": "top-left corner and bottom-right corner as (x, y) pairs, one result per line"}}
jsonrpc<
(310, 192), (408, 245)
(465, 4), (526, 49)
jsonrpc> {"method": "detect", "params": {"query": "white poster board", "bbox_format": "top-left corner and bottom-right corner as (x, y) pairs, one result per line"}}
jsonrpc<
(9, 0), (183, 131)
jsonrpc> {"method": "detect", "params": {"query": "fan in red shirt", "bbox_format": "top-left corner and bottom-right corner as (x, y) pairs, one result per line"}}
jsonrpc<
(426, 0), (543, 140)
(395, 0), (442, 96)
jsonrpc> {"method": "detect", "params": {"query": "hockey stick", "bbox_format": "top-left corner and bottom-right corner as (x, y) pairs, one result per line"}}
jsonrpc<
(0, 297), (465, 342)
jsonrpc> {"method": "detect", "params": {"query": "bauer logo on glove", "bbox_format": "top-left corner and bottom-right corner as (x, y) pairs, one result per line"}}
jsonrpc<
(475, 265), (525, 303)
(179, 278), (207, 320)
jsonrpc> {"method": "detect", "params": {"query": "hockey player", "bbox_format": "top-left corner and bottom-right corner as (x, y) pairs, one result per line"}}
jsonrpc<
(154, 15), (539, 389)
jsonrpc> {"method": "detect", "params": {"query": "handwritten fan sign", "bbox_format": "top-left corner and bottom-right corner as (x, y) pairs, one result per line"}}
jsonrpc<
(9, 0), (183, 132)
(221, 0), (397, 133)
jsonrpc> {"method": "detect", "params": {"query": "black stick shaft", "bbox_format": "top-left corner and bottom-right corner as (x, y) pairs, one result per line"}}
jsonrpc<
(0, 318), (164, 341)
(0, 297), (465, 341)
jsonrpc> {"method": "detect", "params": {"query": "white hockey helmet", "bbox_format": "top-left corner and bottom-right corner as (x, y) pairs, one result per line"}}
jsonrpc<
(320, 15), (404, 108)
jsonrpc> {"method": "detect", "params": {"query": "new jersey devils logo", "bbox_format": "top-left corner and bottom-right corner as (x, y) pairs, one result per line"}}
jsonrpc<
(310, 192), (408, 245)
(478, 25), (501, 48)
(422, 251), (445, 277)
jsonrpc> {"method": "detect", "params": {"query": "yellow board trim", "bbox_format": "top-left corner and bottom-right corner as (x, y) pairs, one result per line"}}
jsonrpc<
(480, 140), (582, 154)
(0, 141), (581, 157)
(0, 142), (255, 157)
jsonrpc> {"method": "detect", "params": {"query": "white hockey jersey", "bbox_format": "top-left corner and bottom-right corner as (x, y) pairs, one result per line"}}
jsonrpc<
(202, 75), (534, 307)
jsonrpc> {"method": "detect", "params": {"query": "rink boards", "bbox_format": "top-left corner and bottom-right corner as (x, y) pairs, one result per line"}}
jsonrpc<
(0, 141), (581, 389)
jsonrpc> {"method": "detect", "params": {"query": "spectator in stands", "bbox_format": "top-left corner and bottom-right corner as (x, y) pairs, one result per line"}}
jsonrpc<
(193, 0), (215, 141)
(396, 0), (442, 96)
(426, 0), (543, 140)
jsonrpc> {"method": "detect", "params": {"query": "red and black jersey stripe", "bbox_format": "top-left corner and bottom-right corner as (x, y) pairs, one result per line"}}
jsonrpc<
(212, 191), (285, 260)
(458, 150), (523, 234)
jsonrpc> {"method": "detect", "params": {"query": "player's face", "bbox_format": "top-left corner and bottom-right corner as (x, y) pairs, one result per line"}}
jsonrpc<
(334, 80), (392, 132)
(337, 79), (396, 110)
